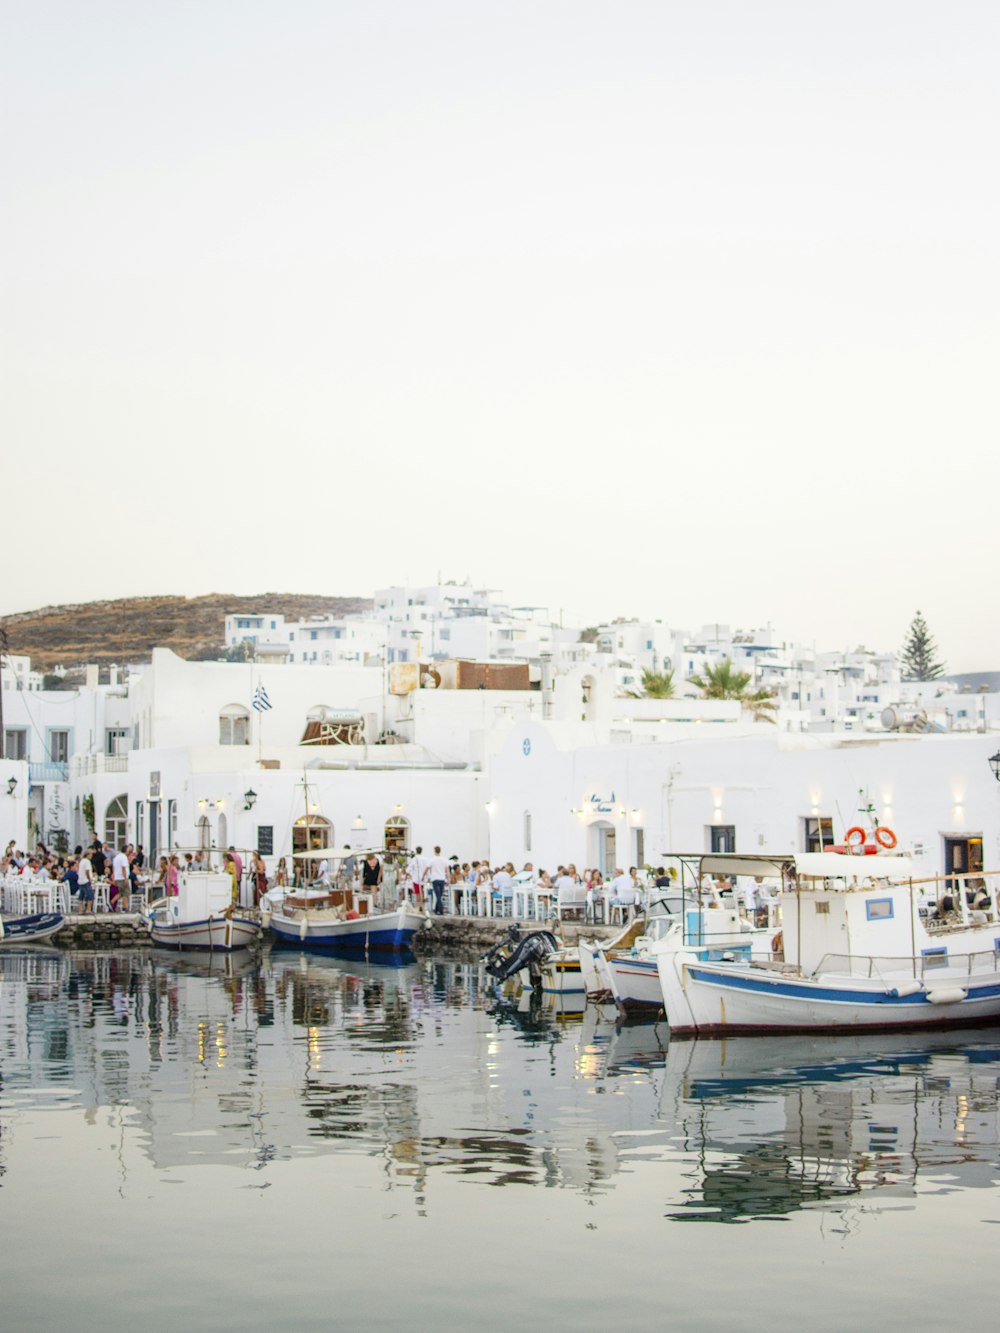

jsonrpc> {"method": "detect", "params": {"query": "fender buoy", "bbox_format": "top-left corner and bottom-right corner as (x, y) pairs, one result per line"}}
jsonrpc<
(771, 930), (783, 955)
(845, 827), (867, 850)
(874, 826), (897, 850)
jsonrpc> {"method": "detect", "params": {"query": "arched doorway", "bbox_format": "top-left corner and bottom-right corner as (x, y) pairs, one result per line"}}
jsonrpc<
(293, 814), (332, 854)
(196, 815), (211, 851)
(105, 795), (128, 850)
(589, 820), (616, 878)
(384, 816), (409, 856)
(217, 812), (228, 849)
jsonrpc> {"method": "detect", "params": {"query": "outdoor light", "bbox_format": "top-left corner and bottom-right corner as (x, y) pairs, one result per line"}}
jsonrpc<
(215, 799), (224, 810)
(198, 798), (207, 810)
(989, 751), (1000, 784)
(243, 788), (257, 811)
(6, 777), (17, 796)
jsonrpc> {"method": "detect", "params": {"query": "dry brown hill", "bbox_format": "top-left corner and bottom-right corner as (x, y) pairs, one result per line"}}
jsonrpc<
(1, 593), (372, 670)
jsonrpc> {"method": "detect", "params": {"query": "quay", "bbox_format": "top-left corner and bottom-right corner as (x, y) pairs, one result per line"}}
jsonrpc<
(47, 912), (619, 954)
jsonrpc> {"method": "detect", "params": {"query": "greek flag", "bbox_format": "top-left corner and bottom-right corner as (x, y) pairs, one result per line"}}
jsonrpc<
(252, 683), (272, 713)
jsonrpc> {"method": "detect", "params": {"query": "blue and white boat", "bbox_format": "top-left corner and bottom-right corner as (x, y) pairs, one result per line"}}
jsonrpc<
(263, 885), (426, 953)
(656, 851), (1000, 1036)
(147, 872), (261, 951)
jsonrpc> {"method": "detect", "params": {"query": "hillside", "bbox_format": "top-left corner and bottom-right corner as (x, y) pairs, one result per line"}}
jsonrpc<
(1, 593), (372, 670)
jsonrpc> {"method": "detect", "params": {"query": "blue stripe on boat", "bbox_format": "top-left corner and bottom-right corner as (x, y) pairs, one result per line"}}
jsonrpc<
(686, 966), (1000, 1006)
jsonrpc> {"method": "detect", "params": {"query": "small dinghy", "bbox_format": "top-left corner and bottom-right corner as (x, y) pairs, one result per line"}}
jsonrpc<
(0, 913), (65, 945)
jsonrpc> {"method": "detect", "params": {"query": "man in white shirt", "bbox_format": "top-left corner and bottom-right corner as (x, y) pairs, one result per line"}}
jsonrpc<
(406, 846), (428, 905)
(77, 852), (95, 913)
(111, 847), (130, 911)
(608, 867), (636, 907)
(424, 846), (449, 916)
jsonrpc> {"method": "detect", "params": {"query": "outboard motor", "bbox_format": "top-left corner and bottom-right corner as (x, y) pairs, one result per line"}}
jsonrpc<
(481, 923), (560, 986)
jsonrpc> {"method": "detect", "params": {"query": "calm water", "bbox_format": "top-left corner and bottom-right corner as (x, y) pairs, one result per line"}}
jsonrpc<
(2, 947), (999, 1331)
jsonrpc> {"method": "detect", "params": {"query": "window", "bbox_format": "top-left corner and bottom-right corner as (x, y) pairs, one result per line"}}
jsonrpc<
(524, 811), (532, 852)
(865, 898), (894, 921)
(167, 799), (177, 850)
(803, 817), (834, 853)
(106, 728), (128, 756)
(219, 705), (251, 746)
(3, 728), (27, 760)
(48, 730), (70, 763)
(106, 795), (128, 849)
(710, 825), (735, 853)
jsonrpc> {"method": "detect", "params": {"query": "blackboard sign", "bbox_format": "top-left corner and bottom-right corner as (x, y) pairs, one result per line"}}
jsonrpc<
(257, 825), (274, 856)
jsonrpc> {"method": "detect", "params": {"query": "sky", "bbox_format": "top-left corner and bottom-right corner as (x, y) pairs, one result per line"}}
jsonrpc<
(3, 1), (997, 670)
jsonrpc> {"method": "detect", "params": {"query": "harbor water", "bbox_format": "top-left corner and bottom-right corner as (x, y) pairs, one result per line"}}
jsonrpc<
(2, 946), (999, 1330)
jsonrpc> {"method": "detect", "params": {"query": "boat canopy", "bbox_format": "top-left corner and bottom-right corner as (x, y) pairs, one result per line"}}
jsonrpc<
(291, 846), (383, 860)
(793, 852), (916, 880)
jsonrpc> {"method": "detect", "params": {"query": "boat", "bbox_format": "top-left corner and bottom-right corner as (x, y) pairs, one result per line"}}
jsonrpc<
(584, 887), (772, 1014)
(655, 851), (1000, 1037)
(0, 912), (65, 945)
(145, 872), (262, 950)
(262, 849), (427, 953)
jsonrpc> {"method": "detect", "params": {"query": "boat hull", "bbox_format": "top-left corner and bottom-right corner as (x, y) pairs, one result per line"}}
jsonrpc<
(267, 905), (425, 953)
(658, 950), (1000, 1037)
(149, 914), (261, 951)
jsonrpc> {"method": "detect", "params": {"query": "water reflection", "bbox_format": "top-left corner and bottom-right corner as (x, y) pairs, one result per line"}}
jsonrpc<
(661, 1033), (1000, 1223)
(0, 948), (998, 1221)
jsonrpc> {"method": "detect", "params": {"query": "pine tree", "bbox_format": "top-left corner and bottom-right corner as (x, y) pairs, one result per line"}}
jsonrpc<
(900, 611), (945, 680)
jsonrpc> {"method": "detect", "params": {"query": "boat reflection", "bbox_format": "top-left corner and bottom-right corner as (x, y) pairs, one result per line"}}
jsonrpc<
(660, 1030), (1000, 1223)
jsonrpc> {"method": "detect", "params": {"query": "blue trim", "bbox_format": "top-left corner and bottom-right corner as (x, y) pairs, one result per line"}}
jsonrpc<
(865, 898), (894, 921)
(686, 965), (1000, 1007)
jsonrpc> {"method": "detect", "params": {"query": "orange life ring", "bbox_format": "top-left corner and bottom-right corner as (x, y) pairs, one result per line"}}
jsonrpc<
(845, 827), (867, 849)
(874, 826), (897, 850)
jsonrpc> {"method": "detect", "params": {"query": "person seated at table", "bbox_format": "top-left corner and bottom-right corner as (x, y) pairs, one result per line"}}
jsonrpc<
(62, 858), (79, 901)
(491, 862), (514, 908)
(936, 891), (957, 918)
(608, 867), (637, 914)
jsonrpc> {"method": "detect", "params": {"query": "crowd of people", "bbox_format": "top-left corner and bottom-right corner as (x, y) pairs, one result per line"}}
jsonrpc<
(1, 838), (273, 914)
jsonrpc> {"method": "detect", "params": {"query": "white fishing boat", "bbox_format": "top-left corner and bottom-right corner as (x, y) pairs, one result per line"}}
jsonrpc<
(656, 851), (1000, 1036)
(146, 872), (262, 951)
(262, 849), (427, 953)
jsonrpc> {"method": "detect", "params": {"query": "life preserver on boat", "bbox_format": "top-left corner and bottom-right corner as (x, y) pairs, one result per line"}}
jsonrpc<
(771, 930), (783, 955)
(874, 826), (897, 850)
(845, 827), (867, 850)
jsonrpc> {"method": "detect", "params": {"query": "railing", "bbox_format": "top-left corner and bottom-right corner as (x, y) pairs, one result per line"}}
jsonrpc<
(814, 950), (1000, 980)
(71, 754), (129, 777)
(29, 762), (68, 783)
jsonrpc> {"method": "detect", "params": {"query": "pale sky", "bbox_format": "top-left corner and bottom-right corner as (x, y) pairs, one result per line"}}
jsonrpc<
(3, 2), (997, 670)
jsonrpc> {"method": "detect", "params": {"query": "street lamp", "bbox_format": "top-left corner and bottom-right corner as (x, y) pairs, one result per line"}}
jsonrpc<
(989, 751), (1000, 784)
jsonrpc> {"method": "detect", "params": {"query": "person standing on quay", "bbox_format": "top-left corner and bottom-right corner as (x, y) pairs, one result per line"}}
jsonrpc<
(406, 846), (428, 905)
(111, 845), (130, 912)
(425, 846), (449, 916)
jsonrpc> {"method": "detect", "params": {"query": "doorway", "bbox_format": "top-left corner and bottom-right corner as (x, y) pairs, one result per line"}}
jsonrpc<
(944, 834), (983, 895)
(590, 821), (616, 877)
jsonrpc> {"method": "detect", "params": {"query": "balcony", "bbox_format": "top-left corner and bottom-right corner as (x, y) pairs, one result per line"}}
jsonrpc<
(29, 761), (69, 783)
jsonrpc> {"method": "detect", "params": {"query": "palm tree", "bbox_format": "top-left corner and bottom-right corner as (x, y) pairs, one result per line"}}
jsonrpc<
(641, 668), (675, 699)
(687, 658), (777, 723)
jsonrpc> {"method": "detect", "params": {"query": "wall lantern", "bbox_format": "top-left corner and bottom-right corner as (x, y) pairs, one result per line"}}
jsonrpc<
(989, 751), (1000, 784)
(6, 777), (17, 796)
(243, 788), (257, 811)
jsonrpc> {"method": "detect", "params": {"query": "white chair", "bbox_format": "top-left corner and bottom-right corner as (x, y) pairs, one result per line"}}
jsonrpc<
(512, 878), (536, 920)
(94, 881), (111, 913)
